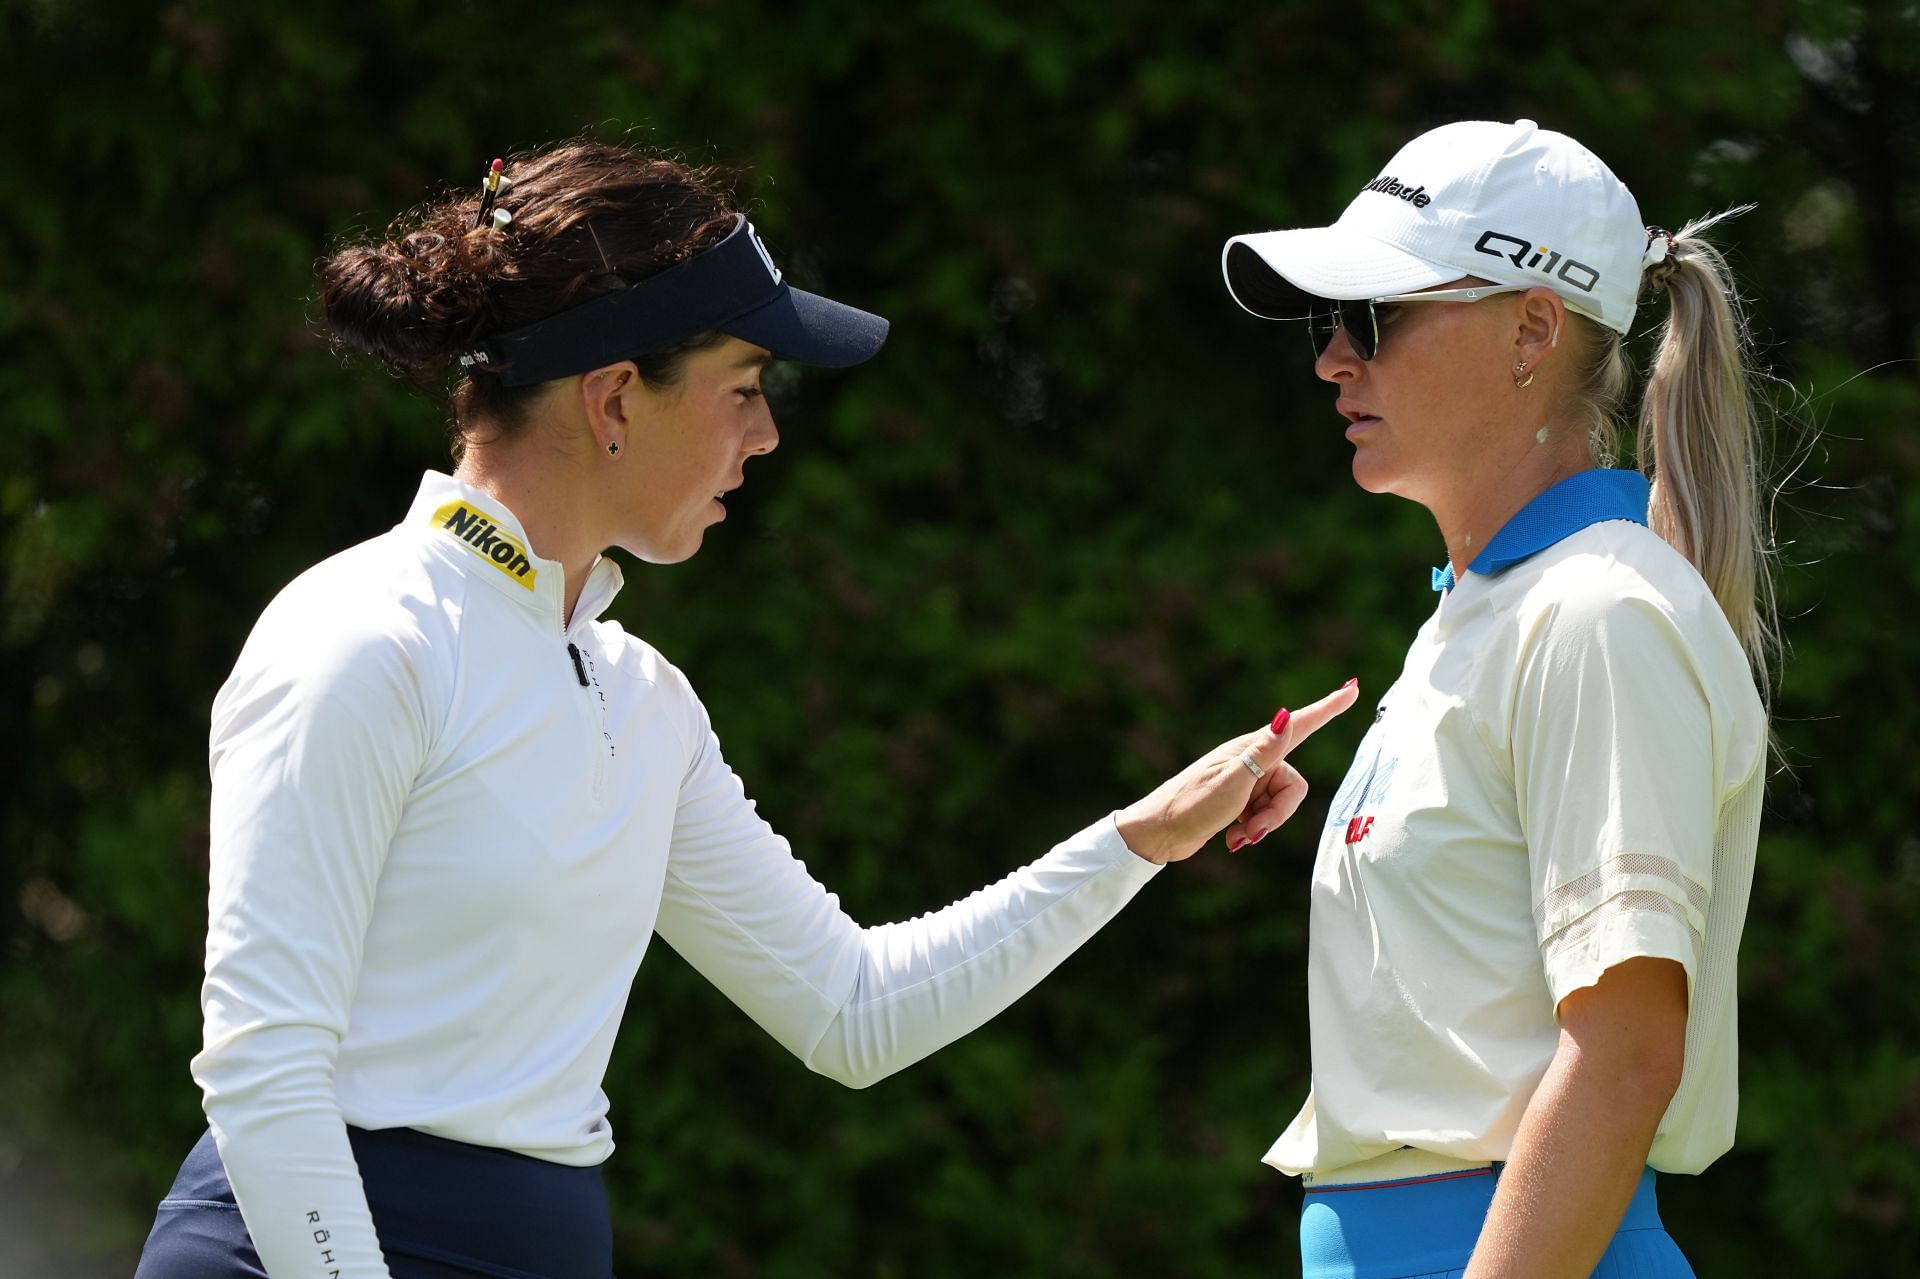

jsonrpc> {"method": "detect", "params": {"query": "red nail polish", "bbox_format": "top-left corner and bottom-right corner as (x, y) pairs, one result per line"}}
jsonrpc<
(1248, 827), (1269, 844)
(1342, 677), (1357, 689)
(1226, 835), (1245, 853)
(1270, 707), (1291, 735)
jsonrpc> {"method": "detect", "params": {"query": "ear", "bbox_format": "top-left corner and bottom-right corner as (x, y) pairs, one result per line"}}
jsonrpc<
(1513, 287), (1567, 373)
(579, 361), (644, 457)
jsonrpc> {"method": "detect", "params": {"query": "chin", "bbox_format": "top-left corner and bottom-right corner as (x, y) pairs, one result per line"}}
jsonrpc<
(619, 532), (704, 566)
(1349, 449), (1399, 496)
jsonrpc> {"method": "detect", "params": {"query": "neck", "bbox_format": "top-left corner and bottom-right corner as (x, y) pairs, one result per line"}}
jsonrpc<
(1431, 437), (1591, 580)
(454, 441), (604, 626)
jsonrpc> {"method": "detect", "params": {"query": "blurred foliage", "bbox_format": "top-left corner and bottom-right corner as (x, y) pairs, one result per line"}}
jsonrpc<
(3, 0), (1917, 1274)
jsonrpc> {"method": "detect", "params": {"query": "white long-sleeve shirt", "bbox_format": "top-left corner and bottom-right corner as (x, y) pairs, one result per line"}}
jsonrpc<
(193, 471), (1161, 1278)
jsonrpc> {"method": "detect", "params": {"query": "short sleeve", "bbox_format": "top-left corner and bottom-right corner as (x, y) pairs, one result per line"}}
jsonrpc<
(1511, 588), (1714, 1011)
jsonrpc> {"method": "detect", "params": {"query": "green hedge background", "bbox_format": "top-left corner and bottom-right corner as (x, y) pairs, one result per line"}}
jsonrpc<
(4, 1), (1916, 1274)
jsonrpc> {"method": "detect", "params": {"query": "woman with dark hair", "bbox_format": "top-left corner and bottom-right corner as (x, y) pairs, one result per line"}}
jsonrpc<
(132, 140), (1357, 1279)
(1220, 119), (1774, 1277)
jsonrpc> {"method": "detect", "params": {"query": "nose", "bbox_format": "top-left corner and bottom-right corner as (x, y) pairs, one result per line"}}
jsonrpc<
(1314, 323), (1363, 384)
(746, 406), (779, 457)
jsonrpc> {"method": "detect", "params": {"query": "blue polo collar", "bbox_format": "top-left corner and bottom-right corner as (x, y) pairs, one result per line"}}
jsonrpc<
(1432, 468), (1650, 592)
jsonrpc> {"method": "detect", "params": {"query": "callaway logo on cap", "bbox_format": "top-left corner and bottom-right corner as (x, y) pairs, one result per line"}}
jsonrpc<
(1222, 119), (1662, 335)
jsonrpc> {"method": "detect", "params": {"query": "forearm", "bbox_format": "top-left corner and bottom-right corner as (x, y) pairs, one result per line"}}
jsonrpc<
(196, 1026), (392, 1278)
(1465, 1037), (1672, 1278)
(663, 686), (1355, 1085)
(803, 814), (1159, 1086)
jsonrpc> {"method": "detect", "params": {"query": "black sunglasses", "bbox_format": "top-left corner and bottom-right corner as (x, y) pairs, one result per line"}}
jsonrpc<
(1306, 285), (1531, 361)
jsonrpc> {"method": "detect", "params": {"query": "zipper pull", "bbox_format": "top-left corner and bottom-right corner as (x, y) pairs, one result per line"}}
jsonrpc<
(566, 642), (589, 687)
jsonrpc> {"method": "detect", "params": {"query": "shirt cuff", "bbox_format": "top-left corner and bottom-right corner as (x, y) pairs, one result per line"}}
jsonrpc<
(1087, 810), (1167, 885)
(1541, 894), (1700, 1011)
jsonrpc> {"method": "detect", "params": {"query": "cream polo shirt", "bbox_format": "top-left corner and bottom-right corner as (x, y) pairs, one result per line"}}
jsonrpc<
(1266, 469), (1766, 1178)
(192, 471), (1161, 1279)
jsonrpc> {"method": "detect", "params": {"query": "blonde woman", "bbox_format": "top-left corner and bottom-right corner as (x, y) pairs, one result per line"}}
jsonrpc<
(1222, 119), (1772, 1277)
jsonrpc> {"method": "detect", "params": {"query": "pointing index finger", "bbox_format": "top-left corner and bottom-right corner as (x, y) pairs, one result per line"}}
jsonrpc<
(1264, 679), (1361, 762)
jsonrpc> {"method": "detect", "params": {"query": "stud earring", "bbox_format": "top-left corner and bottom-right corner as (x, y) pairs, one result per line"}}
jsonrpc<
(1513, 360), (1536, 390)
(607, 441), (620, 457)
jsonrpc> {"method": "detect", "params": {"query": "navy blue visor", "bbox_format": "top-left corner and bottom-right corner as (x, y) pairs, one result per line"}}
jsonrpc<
(462, 215), (889, 386)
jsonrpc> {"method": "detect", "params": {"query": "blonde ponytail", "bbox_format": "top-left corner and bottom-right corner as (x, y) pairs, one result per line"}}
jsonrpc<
(1636, 209), (1779, 695)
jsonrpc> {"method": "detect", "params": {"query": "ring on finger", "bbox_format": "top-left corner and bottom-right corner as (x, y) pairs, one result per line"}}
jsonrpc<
(1236, 749), (1265, 780)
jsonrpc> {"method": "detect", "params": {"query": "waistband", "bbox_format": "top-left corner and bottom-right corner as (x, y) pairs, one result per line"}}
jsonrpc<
(168, 1126), (612, 1279)
(1299, 1164), (1665, 1279)
(1301, 1146), (1493, 1190)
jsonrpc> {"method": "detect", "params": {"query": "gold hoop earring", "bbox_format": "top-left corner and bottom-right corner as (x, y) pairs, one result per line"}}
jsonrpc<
(1513, 360), (1535, 390)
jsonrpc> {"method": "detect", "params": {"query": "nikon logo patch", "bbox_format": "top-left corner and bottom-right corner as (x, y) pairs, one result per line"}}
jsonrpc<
(432, 501), (537, 589)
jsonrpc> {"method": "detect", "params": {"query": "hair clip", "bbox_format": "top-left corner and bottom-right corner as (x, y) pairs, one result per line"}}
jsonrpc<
(476, 157), (514, 229)
(457, 344), (497, 369)
(1642, 226), (1679, 285)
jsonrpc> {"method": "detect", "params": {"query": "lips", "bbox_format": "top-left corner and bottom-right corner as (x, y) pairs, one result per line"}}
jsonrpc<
(1335, 398), (1379, 424)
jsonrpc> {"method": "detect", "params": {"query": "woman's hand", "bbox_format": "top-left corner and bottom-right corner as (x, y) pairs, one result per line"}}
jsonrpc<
(1115, 681), (1360, 865)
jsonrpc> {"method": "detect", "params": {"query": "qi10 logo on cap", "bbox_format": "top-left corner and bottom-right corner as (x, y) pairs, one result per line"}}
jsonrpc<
(1473, 230), (1600, 293)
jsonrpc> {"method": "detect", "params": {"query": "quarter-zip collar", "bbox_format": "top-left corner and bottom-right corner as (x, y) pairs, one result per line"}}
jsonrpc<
(403, 471), (625, 634)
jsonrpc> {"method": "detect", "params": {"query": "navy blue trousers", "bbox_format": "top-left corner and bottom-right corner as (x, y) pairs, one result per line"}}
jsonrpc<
(134, 1126), (613, 1279)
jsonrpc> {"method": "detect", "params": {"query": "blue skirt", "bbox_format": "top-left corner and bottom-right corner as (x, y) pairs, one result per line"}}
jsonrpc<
(1300, 1165), (1693, 1279)
(134, 1126), (613, 1279)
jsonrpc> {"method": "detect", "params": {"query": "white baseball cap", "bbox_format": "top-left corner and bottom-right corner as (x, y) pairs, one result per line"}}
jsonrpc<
(1222, 119), (1667, 335)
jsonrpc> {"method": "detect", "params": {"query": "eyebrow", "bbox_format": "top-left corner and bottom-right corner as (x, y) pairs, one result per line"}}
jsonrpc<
(731, 350), (774, 370)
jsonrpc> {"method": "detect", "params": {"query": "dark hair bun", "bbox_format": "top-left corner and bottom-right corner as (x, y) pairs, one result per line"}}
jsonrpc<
(314, 139), (736, 428)
(319, 214), (506, 373)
